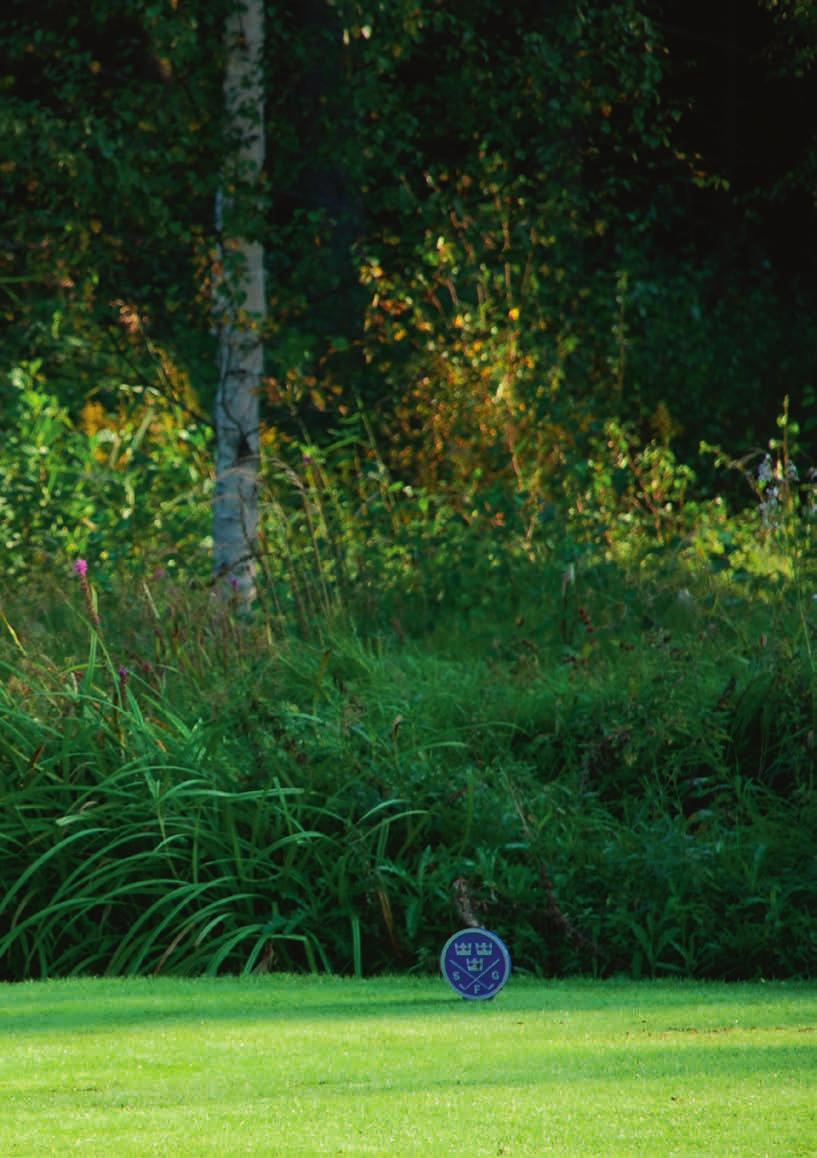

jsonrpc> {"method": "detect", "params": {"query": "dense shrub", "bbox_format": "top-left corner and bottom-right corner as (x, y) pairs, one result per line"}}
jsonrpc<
(2, 559), (815, 981)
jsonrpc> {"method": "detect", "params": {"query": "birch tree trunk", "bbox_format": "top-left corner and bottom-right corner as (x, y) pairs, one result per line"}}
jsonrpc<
(213, 0), (265, 604)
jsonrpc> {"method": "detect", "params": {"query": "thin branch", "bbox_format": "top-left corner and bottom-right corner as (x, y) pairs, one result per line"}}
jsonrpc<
(102, 318), (216, 432)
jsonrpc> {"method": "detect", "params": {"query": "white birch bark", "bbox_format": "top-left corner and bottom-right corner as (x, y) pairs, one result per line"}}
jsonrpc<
(213, 0), (266, 603)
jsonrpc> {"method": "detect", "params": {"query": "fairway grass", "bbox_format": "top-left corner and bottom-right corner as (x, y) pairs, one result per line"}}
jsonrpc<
(2, 977), (816, 1156)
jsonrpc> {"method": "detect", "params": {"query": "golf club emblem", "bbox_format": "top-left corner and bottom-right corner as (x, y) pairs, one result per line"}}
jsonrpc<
(440, 928), (511, 1000)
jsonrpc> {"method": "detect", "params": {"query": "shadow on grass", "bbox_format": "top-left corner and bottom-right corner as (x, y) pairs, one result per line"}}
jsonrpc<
(3, 976), (817, 1040)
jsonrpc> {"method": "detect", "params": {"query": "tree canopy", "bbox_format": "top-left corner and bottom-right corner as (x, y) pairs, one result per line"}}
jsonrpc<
(1, 0), (816, 576)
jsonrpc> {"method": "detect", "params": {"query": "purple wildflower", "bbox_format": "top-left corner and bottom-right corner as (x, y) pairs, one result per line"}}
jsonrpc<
(73, 557), (100, 626)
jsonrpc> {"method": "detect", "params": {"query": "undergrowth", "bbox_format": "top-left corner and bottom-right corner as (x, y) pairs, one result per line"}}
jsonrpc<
(2, 399), (816, 980)
(2, 535), (816, 981)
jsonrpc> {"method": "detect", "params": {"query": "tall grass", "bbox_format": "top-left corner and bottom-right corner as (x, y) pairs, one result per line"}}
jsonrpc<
(0, 628), (421, 979)
(2, 548), (816, 982)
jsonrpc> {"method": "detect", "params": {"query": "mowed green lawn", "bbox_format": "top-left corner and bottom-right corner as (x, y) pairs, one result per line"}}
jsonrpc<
(2, 976), (816, 1156)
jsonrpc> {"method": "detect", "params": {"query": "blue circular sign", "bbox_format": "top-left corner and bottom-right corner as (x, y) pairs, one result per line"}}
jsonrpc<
(440, 928), (511, 1000)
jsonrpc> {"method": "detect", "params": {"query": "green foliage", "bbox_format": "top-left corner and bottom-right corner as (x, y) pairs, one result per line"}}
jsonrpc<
(0, 359), (212, 575)
(0, 620), (419, 979)
(2, 543), (816, 981)
(2, 0), (815, 526)
(2, 1), (817, 983)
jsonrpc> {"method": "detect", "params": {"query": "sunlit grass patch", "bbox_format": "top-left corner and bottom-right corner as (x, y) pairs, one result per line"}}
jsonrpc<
(2, 977), (816, 1155)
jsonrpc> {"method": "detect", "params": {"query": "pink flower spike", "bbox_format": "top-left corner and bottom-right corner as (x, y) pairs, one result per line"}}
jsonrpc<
(74, 559), (88, 578)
